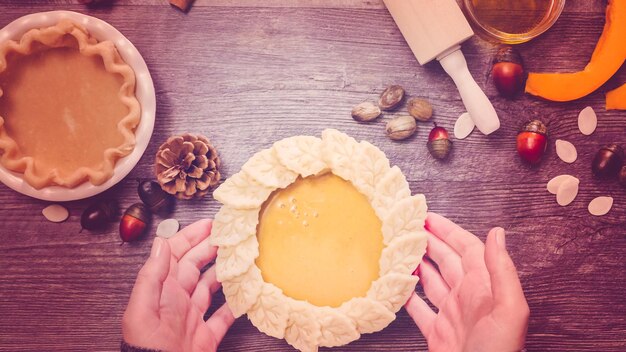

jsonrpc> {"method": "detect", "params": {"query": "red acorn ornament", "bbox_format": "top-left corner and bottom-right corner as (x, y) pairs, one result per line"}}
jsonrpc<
(119, 203), (151, 243)
(427, 124), (452, 160)
(517, 120), (547, 164)
(492, 46), (525, 98)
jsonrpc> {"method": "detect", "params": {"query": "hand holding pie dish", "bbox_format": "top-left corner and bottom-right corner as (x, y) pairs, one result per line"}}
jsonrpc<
(210, 129), (428, 351)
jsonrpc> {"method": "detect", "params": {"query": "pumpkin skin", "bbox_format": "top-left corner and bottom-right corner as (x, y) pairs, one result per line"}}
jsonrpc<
(525, 0), (626, 102)
(606, 82), (626, 110)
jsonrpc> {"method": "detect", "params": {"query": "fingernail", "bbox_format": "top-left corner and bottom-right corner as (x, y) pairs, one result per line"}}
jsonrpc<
(412, 266), (419, 276)
(495, 227), (506, 249)
(151, 237), (163, 258)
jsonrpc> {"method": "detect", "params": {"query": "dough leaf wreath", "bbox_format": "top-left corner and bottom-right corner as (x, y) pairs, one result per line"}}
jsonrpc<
(211, 129), (428, 351)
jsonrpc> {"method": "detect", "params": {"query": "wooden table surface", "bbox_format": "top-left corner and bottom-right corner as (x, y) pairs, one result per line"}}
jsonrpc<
(1, 0), (625, 351)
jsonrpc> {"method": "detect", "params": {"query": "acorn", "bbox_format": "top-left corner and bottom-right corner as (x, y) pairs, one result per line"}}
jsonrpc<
(119, 203), (151, 243)
(591, 144), (624, 178)
(619, 165), (626, 188)
(138, 180), (174, 215)
(80, 200), (118, 231)
(427, 124), (452, 160)
(492, 46), (525, 98)
(517, 120), (547, 164)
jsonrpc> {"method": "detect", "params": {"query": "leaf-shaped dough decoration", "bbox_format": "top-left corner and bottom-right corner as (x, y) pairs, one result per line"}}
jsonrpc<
(339, 297), (396, 334)
(321, 129), (359, 182)
(213, 171), (273, 209)
(209, 206), (259, 247)
(241, 148), (299, 189)
(222, 265), (264, 318)
(247, 283), (290, 339)
(352, 141), (390, 200)
(380, 231), (428, 276)
(284, 300), (321, 352)
(316, 307), (360, 347)
(371, 165), (411, 219)
(274, 136), (328, 177)
(367, 273), (419, 313)
(381, 194), (427, 245)
(215, 234), (259, 282)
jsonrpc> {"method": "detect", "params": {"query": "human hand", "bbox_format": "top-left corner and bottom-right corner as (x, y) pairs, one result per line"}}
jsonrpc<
(122, 219), (234, 352)
(405, 212), (529, 352)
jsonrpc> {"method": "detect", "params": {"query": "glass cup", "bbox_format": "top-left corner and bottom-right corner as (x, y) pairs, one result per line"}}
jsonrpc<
(462, 0), (566, 44)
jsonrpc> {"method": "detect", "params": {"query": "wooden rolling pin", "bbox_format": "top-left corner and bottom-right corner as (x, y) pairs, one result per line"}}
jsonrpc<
(384, 0), (500, 135)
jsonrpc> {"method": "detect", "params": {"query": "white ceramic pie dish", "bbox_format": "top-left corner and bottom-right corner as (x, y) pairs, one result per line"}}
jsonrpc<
(0, 11), (156, 201)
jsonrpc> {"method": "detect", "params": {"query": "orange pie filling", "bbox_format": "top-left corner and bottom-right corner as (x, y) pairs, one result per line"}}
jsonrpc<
(0, 21), (140, 189)
(256, 173), (384, 308)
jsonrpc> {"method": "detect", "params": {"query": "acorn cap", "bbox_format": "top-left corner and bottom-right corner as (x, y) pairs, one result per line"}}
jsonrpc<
(139, 181), (174, 214)
(427, 139), (452, 160)
(601, 143), (624, 159)
(124, 203), (151, 223)
(521, 120), (547, 136)
(493, 46), (523, 66)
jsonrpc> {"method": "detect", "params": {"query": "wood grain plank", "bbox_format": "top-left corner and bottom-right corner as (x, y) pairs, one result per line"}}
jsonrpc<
(0, 0), (609, 13)
(1, 1), (625, 351)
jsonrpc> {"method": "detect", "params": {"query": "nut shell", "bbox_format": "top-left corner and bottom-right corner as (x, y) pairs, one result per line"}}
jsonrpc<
(386, 115), (417, 140)
(378, 85), (405, 111)
(407, 98), (433, 121)
(351, 101), (381, 122)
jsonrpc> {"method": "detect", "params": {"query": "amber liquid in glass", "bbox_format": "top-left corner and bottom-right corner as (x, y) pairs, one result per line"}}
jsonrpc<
(469, 0), (560, 42)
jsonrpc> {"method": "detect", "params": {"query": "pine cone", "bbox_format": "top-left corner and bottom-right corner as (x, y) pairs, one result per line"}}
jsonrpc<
(155, 134), (221, 200)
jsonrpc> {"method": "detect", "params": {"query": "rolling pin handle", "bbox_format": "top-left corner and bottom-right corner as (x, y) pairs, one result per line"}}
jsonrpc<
(437, 47), (500, 135)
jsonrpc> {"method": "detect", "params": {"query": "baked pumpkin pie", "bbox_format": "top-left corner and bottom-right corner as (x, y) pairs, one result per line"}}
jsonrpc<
(0, 20), (140, 189)
(211, 129), (428, 351)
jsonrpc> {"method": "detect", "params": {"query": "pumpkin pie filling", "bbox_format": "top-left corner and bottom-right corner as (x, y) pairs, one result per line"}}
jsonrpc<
(0, 45), (127, 178)
(256, 173), (384, 308)
(0, 20), (140, 189)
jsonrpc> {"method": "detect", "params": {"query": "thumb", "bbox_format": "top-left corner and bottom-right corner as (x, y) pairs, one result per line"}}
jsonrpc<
(125, 237), (171, 322)
(484, 227), (529, 321)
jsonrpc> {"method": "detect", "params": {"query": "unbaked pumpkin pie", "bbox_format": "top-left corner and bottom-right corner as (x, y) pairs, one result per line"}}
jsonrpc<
(211, 129), (428, 351)
(0, 20), (140, 189)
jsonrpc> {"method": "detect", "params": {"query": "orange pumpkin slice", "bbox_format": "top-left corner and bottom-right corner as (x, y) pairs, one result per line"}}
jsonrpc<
(525, 0), (626, 102)
(606, 82), (626, 110)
